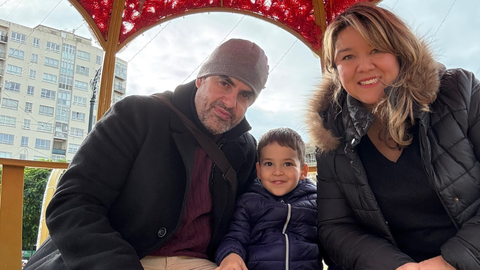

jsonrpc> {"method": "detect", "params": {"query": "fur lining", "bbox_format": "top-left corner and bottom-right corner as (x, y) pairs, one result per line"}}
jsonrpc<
(306, 72), (341, 153)
(306, 49), (441, 153)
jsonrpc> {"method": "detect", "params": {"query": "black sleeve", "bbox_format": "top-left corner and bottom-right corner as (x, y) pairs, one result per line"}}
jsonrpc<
(45, 96), (155, 270)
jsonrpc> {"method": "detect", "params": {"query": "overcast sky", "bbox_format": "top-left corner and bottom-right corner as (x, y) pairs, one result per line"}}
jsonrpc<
(1, 0), (479, 142)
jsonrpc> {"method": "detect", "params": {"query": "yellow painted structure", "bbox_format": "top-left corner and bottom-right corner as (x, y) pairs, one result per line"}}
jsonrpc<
(36, 169), (67, 247)
(0, 159), (68, 270)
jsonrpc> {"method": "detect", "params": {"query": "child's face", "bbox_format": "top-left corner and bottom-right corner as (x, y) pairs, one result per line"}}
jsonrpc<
(256, 142), (308, 197)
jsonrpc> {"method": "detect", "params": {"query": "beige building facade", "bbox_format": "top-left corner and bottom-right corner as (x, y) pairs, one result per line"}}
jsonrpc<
(0, 19), (127, 162)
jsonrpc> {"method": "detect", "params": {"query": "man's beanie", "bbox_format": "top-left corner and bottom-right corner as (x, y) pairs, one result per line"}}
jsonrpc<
(197, 39), (269, 98)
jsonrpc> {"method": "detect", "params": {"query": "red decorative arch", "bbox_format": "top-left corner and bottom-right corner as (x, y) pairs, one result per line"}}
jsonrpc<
(68, 0), (380, 119)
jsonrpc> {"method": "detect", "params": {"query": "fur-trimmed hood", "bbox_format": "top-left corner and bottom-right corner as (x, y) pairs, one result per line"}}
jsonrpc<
(306, 51), (443, 153)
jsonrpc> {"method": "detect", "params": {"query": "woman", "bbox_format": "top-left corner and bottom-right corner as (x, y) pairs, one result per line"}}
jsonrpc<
(307, 2), (480, 270)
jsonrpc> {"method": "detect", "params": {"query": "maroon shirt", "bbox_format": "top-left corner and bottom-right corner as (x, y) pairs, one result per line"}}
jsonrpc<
(151, 147), (213, 259)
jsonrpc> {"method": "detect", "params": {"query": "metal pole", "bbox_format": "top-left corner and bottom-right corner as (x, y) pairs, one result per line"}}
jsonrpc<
(88, 68), (102, 133)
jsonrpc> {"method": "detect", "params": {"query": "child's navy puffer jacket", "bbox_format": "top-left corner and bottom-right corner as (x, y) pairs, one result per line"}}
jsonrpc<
(215, 178), (320, 270)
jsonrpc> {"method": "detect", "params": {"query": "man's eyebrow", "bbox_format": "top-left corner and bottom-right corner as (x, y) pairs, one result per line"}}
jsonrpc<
(219, 75), (235, 86)
(241, 90), (255, 97)
(219, 75), (254, 95)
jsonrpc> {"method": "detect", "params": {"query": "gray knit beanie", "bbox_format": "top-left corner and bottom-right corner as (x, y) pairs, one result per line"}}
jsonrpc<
(197, 38), (269, 98)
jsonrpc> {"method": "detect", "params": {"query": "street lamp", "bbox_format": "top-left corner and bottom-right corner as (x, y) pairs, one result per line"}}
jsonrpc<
(88, 67), (102, 133)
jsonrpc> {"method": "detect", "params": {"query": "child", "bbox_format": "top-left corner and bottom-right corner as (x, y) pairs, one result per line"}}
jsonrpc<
(215, 127), (320, 270)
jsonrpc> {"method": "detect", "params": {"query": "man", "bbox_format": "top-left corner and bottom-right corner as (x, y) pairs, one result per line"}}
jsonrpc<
(24, 39), (269, 270)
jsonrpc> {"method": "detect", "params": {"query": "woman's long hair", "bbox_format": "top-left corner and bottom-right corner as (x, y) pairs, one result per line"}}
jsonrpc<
(322, 2), (438, 148)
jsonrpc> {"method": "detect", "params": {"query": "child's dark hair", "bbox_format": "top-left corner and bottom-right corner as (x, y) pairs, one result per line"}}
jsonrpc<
(257, 127), (306, 164)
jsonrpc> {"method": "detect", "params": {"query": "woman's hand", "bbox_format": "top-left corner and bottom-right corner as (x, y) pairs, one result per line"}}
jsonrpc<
(215, 253), (248, 270)
(418, 256), (455, 270)
(396, 262), (421, 270)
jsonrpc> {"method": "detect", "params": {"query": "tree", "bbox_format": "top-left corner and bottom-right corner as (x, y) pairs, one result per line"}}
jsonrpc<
(22, 167), (52, 250)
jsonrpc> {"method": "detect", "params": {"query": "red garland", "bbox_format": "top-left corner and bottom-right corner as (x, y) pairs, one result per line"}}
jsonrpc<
(73, 0), (374, 50)
(224, 0), (322, 50)
(325, 0), (374, 24)
(77, 0), (114, 41)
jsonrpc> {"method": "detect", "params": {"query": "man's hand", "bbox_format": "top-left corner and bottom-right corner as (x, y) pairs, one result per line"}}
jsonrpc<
(396, 262), (421, 270)
(418, 256), (455, 270)
(215, 253), (248, 270)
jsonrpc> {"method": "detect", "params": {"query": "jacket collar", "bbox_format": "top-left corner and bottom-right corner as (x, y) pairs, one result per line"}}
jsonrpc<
(171, 80), (252, 141)
(306, 61), (444, 153)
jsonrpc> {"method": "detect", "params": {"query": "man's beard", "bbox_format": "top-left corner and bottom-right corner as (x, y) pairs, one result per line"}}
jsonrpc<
(198, 101), (237, 135)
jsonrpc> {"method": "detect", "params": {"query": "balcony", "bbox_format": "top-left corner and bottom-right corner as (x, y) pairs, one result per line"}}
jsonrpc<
(114, 84), (125, 94)
(0, 52), (5, 60)
(52, 148), (66, 155)
(0, 34), (7, 43)
(54, 131), (68, 140)
(0, 158), (69, 270)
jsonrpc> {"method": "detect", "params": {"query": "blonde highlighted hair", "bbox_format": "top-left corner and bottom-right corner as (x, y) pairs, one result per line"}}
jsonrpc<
(322, 2), (438, 148)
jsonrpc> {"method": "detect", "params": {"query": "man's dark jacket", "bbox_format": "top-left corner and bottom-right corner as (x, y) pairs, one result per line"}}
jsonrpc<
(307, 64), (480, 270)
(24, 80), (258, 270)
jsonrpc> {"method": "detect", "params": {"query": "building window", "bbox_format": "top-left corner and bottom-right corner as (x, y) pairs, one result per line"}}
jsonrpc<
(9, 48), (25, 59)
(114, 81), (124, 93)
(11, 32), (26, 43)
(25, 102), (33, 113)
(29, 70), (36, 79)
(51, 154), (65, 162)
(43, 73), (58, 84)
(54, 122), (69, 139)
(35, 139), (51, 150)
(0, 115), (16, 127)
(0, 133), (14, 145)
(76, 65), (89, 76)
(70, 127), (84, 137)
(27, 86), (35, 95)
(68, 143), (81, 154)
(4, 81), (21, 92)
(74, 80), (88, 91)
(31, 53), (38, 63)
(37, 122), (53, 132)
(19, 154), (27, 160)
(96, 55), (102, 65)
(33, 37), (40, 47)
(57, 90), (72, 106)
(21, 136), (29, 146)
(2, 98), (19, 110)
(62, 44), (76, 60)
(0, 151), (12, 158)
(59, 74), (73, 90)
(39, 105), (54, 116)
(114, 62), (127, 79)
(73, 96), (87, 106)
(61, 59), (74, 75)
(23, 119), (31, 129)
(77, 50), (90, 61)
(41, 89), (56, 100)
(56, 106), (70, 122)
(72, 111), (85, 122)
(46, 41), (60, 53)
(44, 57), (59, 68)
(6, 64), (22, 76)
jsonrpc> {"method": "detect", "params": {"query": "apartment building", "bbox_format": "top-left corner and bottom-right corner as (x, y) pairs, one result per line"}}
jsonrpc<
(0, 19), (128, 162)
